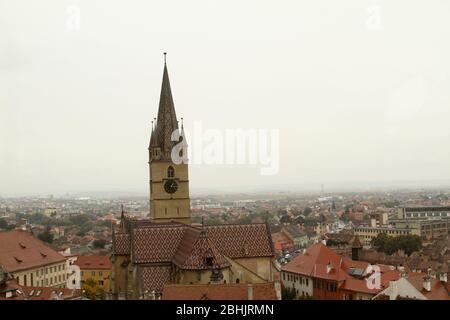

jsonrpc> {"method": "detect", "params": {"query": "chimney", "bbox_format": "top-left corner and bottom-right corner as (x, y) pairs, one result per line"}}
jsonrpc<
(388, 280), (398, 300)
(423, 276), (432, 292)
(247, 284), (253, 300)
(326, 262), (333, 274)
(274, 282), (282, 300)
(439, 273), (448, 283)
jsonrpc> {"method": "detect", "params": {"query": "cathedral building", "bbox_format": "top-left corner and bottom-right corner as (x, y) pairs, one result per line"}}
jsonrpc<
(110, 56), (279, 300)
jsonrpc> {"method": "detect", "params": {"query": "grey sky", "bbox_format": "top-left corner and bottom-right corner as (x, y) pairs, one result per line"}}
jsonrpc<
(1, 0), (450, 197)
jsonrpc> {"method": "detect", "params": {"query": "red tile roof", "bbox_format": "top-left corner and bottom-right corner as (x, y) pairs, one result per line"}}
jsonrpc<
(162, 283), (278, 300)
(73, 255), (110, 270)
(172, 229), (230, 270)
(282, 243), (346, 281)
(21, 286), (82, 300)
(116, 222), (274, 264)
(0, 230), (66, 272)
(141, 266), (172, 293)
(282, 243), (401, 295)
(341, 269), (400, 294)
(407, 272), (450, 300)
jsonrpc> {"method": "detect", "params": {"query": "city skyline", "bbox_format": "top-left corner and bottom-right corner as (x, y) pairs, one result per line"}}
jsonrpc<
(2, 1), (450, 197)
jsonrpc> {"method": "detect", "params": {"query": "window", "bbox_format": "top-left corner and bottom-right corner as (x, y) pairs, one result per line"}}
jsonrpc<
(92, 271), (96, 277)
(99, 271), (103, 277)
(167, 166), (174, 178)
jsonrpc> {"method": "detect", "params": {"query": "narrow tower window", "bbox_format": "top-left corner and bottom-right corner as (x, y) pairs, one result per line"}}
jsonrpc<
(167, 166), (175, 178)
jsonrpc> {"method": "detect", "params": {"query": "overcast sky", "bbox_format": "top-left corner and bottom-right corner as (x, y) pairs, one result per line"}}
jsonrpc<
(1, 0), (450, 197)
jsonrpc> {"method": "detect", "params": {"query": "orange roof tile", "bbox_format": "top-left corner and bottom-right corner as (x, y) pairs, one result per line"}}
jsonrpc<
(162, 283), (278, 300)
(0, 230), (66, 273)
(73, 255), (110, 270)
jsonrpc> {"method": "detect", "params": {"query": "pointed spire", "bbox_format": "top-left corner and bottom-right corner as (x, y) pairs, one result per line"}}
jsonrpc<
(150, 52), (180, 159)
(121, 204), (124, 220)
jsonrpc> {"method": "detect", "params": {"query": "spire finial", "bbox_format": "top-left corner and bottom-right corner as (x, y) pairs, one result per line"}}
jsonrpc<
(151, 120), (154, 131)
(181, 117), (184, 129)
(164, 52), (167, 65)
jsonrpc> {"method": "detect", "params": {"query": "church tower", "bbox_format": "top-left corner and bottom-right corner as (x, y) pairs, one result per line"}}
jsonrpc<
(148, 54), (190, 224)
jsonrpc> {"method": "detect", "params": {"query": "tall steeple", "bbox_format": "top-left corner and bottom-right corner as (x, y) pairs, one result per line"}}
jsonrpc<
(148, 53), (191, 223)
(149, 53), (180, 161)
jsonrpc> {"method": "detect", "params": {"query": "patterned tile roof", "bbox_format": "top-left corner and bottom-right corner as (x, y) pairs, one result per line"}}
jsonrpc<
(172, 228), (231, 270)
(113, 233), (130, 255)
(112, 222), (274, 264)
(205, 224), (274, 258)
(132, 225), (185, 263)
(140, 265), (172, 293)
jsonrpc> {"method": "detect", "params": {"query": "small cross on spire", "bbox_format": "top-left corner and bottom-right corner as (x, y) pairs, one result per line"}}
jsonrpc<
(163, 52), (167, 64)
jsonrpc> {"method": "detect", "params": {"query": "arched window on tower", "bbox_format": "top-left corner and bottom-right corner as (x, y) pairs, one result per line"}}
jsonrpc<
(167, 166), (175, 178)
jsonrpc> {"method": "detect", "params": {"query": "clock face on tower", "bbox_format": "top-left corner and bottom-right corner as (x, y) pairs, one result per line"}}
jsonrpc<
(164, 179), (178, 194)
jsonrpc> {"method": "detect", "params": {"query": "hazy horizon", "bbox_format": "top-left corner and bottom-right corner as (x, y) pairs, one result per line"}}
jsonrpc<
(2, 1), (450, 197)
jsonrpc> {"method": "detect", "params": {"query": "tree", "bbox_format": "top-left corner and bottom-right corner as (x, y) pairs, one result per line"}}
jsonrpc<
(82, 278), (106, 300)
(38, 229), (54, 244)
(0, 218), (8, 229)
(372, 233), (421, 256)
(92, 239), (107, 249)
(76, 230), (86, 237)
(281, 287), (297, 300)
(279, 214), (292, 224)
(303, 207), (313, 216)
(372, 233), (389, 250)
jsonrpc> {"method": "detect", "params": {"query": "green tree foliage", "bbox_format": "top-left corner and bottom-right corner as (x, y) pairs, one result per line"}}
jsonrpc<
(0, 218), (8, 229)
(82, 278), (106, 300)
(281, 287), (297, 300)
(38, 230), (54, 244)
(92, 239), (107, 249)
(371, 233), (422, 255)
(372, 233), (389, 249)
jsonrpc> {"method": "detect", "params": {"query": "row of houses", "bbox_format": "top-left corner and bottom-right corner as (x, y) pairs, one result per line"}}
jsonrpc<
(280, 240), (450, 300)
(0, 230), (112, 300)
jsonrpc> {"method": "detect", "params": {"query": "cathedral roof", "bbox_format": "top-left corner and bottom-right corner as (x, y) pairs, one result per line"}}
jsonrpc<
(113, 222), (275, 262)
(172, 228), (231, 270)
